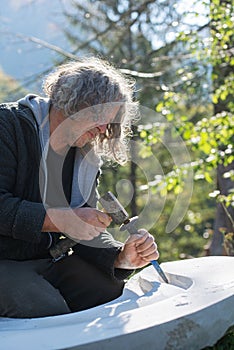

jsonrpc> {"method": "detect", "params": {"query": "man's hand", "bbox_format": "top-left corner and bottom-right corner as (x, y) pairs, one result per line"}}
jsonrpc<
(43, 207), (112, 241)
(114, 229), (159, 269)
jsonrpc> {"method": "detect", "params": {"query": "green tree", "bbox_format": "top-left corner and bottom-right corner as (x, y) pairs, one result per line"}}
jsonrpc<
(144, 0), (234, 257)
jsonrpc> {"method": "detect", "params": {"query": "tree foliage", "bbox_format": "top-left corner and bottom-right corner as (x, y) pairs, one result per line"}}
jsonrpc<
(144, 0), (234, 256)
(61, 0), (188, 104)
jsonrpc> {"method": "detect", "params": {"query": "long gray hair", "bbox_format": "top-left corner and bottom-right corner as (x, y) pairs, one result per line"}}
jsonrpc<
(43, 57), (138, 164)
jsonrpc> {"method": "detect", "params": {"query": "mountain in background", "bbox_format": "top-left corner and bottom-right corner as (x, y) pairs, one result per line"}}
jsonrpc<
(0, 0), (71, 92)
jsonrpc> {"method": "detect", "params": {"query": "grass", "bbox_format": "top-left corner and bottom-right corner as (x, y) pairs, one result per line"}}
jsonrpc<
(203, 326), (234, 350)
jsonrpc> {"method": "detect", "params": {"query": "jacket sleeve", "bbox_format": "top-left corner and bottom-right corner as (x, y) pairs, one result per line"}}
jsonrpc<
(0, 110), (46, 244)
(74, 235), (134, 281)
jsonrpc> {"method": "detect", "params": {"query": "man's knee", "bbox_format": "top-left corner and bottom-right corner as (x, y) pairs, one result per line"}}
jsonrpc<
(90, 276), (125, 312)
(0, 260), (71, 318)
(0, 285), (71, 318)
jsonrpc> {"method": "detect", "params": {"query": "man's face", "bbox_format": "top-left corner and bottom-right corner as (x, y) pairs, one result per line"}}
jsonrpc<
(74, 123), (108, 148)
(66, 104), (121, 148)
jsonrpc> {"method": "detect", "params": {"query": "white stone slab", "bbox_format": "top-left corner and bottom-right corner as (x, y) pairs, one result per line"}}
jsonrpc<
(0, 256), (233, 350)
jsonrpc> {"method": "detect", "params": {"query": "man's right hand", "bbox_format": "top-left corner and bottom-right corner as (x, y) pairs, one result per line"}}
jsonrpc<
(43, 207), (112, 241)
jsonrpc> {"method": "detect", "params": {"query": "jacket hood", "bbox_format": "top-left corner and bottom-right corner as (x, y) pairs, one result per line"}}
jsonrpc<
(18, 94), (50, 128)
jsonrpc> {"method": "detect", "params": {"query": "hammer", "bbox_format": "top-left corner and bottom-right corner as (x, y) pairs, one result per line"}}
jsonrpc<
(99, 191), (169, 283)
(50, 192), (169, 283)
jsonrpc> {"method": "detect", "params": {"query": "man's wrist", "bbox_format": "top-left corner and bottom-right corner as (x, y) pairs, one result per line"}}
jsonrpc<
(42, 208), (67, 233)
(114, 249), (127, 269)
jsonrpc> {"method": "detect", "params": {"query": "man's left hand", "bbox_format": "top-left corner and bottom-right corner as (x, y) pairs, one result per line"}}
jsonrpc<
(114, 229), (159, 270)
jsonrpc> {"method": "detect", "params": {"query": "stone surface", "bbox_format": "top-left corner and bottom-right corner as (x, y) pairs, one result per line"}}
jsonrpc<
(0, 256), (233, 350)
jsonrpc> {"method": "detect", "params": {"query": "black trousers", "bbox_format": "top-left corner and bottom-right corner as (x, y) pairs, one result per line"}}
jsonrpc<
(0, 255), (124, 318)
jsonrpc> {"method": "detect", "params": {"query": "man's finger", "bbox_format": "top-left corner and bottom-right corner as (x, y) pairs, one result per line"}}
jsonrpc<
(136, 237), (157, 252)
(137, 244), (158, 258)
(96, 212), (112, 226)
(125, 232), (147, 245)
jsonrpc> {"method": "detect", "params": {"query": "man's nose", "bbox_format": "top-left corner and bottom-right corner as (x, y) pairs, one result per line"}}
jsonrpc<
(98, 124), (107, 133)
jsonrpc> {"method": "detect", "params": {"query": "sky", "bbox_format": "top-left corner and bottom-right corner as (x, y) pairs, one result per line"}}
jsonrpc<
(0, 0), (71, 90)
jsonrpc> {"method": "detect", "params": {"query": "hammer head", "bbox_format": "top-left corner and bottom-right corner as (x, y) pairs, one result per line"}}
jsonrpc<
(99, 191), (129, 225)
(120, 216), (139, 235)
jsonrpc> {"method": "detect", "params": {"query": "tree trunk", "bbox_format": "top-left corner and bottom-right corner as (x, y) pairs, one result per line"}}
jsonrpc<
(209, 162), (234, 255)
(207, 0), (234, 256)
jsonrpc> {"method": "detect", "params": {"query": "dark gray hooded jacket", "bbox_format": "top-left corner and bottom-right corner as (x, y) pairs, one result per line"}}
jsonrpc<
(0, 96), (132, 280)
